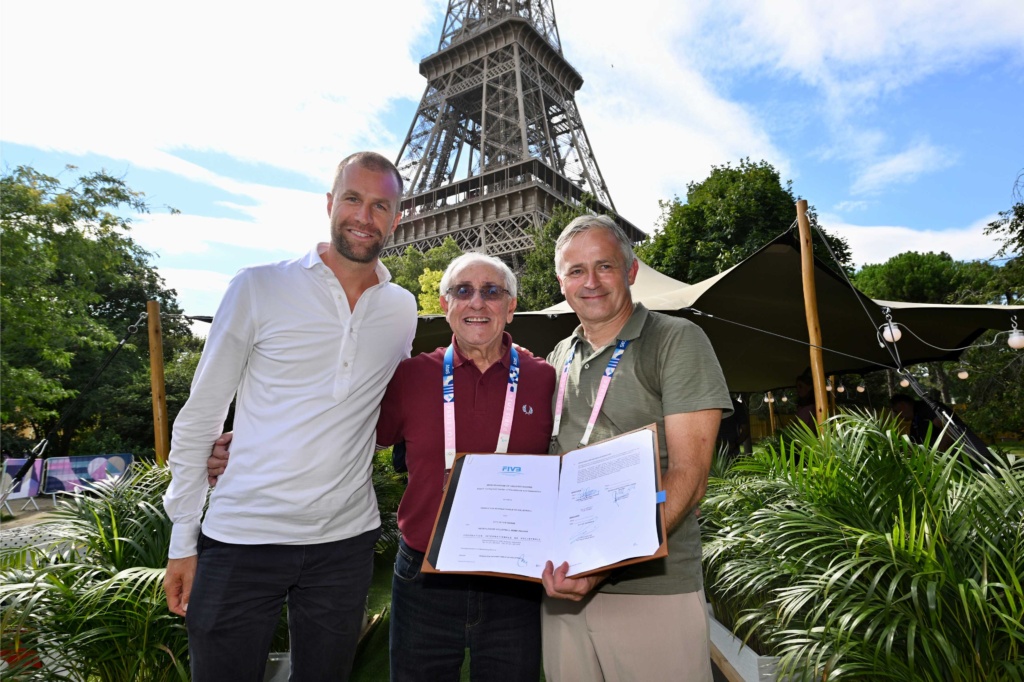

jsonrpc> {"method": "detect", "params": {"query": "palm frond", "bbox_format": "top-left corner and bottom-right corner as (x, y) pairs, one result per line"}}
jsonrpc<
(702, 412), (1024, 681)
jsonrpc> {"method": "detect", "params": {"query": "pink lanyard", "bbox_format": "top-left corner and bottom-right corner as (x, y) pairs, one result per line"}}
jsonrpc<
(443, 344), (520, 471)
(550, 338), (631, 449)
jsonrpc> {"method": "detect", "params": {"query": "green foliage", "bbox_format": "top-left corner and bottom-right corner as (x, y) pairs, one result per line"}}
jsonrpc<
(853, 251), (1008, 305)
(0, 457), (409, 679)
(955, 336), (1024, 439)
(381, 238), (463, 299)
(417, 269), (444, 314)
(1, 165), (192, 457)
(371, 447), (408, 558)
(702, 413), (1024, 680)
(984, 170), (1024, 258)
(636, 159), (852, 283)
(517, 195), (602, 311)
(853, 250), (1022, 436)
(0, 463), (189, 680)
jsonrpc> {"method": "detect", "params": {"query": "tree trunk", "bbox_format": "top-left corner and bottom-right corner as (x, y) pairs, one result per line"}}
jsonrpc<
(931, 362), (951, 404)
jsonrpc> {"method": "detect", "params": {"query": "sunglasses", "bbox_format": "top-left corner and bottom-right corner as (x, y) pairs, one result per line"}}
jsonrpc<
(446, 284), (511, 302)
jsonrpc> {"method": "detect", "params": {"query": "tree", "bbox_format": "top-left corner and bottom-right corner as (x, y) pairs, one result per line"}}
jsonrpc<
(636, 159), (852, 283)
(853, 251), (978, 304)
(517, 195), (602, 311)
(853, 250), (1023, 436)
(984, 169), (1024, 258)
(417, 269), (444, 314)
(381, 238), (463, 299)
(1, 166), (191, 457)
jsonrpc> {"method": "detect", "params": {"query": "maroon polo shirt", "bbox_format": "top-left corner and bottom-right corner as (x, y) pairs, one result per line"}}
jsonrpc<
(376, 332), (556, 552)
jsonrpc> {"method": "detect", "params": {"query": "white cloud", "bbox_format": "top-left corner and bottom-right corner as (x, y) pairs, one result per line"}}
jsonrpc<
(692, 0), (1024, 114)
(821, 212), (1004, 267)
(158, 267), (234, 332)
(0, 0), (441, 183)
(556, 0), (787, 232)
(834, 200), (869, 213)
(133, 184), (326, 256)
(850, 140), (956, 195)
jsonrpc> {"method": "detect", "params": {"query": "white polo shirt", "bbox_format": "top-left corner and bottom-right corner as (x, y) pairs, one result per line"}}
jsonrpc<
(164, 244), (417, 559)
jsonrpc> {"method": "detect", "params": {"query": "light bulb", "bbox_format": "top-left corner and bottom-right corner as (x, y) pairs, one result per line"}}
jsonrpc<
(899, 378), (910, 387)
(826, 384), (832, 391)
(856, 385), (865, 393)
(881, 322), (902, 344)
(763, 396), (770, 403)
(781, 395), (789, 403)
(957, 369), (969, 380)
(837, 384), (846, 393)
(1009, 330), (1024, 350)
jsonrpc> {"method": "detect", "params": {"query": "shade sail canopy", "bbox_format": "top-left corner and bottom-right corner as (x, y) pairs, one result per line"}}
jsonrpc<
(413, 231), (1023, 392)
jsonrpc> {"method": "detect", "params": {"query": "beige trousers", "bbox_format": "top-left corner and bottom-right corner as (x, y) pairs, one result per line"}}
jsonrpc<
(541, 590), (712, 682)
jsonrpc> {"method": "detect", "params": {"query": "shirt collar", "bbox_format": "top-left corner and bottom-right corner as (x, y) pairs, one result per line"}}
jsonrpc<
(450, 331), (514, 370)
(569, 303), (649, 348)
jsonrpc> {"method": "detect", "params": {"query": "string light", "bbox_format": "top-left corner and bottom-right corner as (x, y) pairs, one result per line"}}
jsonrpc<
(880, 322), (902, 344)
(879, 308), (902, 344)
(856, 384), (866, 393)
(957, 366), (970, 380)
(1010, 316), (1024, 350)
(899, 378), (910, 388)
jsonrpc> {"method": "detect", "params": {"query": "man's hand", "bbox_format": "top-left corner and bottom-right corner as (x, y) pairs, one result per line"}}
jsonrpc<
(207, 432), (233, 486)
(541, 561), (607, 601)
(164, 556), (197, 617)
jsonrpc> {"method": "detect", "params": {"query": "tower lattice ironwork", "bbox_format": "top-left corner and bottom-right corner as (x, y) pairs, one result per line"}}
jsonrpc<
(385, 0), (643, 260)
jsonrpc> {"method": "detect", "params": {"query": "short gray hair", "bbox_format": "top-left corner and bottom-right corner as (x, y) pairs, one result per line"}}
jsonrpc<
(439, 253), (518, 299)
(554, 214), (636, 275)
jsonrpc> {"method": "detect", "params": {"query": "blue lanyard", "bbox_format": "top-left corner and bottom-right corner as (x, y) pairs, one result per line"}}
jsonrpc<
(443, 343), (520, 470)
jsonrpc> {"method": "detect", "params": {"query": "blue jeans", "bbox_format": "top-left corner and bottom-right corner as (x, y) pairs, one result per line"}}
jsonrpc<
(390, 538), (541, 682)
(187, 528), (380, 682)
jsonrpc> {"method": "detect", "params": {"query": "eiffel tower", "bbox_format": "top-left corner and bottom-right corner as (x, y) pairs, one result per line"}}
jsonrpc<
(384, 0), (644, 261)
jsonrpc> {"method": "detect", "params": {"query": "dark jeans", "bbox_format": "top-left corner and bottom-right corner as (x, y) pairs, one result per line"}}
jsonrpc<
(390, 538), (541, 682)
(187, 527), (380, 682)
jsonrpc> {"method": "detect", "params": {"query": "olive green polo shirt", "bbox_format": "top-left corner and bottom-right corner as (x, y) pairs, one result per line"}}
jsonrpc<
(547, 303), (732, 595)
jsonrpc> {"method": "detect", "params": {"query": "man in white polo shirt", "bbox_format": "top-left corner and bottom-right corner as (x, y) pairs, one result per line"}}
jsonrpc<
(162, 151), (417, 682)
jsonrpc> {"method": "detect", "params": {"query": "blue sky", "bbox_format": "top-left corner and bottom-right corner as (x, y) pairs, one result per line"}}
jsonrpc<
(2, 0), (1022, 323)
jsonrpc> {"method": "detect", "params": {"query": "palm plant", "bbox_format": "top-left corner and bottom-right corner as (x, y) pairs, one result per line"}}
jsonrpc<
(702, 411), (1024, 681)
(371, 446), (406, 557)
(1, 461), (188, 681)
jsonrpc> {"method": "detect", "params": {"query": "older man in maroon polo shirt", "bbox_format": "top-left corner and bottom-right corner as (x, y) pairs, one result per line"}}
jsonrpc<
(376, 253), (554, 681)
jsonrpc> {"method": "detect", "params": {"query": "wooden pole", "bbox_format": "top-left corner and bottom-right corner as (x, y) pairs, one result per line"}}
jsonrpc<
(767, 391), (777, 435)
(796, 200), (828, 426)
(148, 301), (170, 465)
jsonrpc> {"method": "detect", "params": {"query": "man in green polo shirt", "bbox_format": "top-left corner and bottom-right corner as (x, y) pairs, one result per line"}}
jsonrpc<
(540, 214), (732, 681)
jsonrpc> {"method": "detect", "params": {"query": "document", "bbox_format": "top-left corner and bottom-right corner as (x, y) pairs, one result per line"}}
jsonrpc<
(424, 425), (666, 581)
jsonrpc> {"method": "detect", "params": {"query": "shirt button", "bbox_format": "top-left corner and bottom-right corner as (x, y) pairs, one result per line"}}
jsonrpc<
(584, 363), (590, 369)
(343, 362), (350, 368)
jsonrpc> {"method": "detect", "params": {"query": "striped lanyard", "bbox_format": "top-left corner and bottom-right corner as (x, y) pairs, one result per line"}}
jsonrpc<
(550, 338), (631, 449)
(443, 343), (520, 471)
